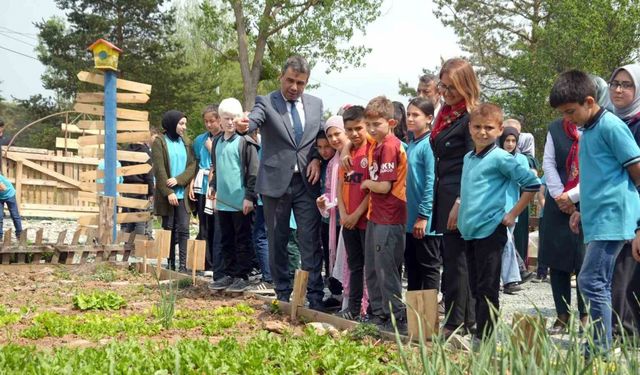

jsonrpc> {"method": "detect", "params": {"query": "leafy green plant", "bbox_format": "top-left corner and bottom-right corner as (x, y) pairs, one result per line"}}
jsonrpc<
(155, 277), (177, 329)
(72, 291), (126, 311)
(91, 264), (117, 282)
(0, 306), (21, 328)
(349, 323), (381, 341)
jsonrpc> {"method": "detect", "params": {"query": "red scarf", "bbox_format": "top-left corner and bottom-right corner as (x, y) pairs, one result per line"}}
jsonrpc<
(430, 100), (467, 141)
(563, 118), (580, 192)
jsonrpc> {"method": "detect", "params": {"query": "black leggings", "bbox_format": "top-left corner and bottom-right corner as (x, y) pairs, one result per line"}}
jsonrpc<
(162, 199), (189, 269)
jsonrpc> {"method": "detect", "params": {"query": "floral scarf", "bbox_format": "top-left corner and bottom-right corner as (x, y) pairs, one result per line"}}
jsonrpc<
(430, 100), (467, 141)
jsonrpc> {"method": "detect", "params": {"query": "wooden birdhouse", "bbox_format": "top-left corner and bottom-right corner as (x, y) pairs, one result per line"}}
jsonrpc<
(87, 39), (122, 71)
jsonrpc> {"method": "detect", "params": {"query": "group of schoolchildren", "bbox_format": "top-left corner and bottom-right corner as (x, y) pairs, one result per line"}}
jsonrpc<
(1, 56), (639, 358)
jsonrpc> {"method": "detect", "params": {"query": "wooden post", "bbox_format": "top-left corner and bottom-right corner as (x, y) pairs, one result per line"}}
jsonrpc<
(406, 290), (439, 341)
(187, 239), (206, 286)
(97, 195), (115, 245)
(1, 229), (11, 264)
(154, 229), (171, 277)
(15, 160), (23, 211)
(290, 269), (309, 321)
(32, 228), (44, 263)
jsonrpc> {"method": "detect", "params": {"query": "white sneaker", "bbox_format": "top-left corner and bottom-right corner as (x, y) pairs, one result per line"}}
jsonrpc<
(203, 271), (213, 277)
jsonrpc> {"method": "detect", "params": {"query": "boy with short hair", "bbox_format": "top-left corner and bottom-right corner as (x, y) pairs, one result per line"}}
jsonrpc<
(0, 173), (22, 240)
(361, 96), (408, 333)
(338, 105), (371, 320)
(209, 98), (260, 292)
(458, 103), (540, 341)
(191, 104), (223, 278)
(550, 70), (640, 356)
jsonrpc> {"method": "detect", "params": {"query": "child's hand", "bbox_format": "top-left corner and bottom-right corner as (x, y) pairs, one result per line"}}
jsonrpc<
(555, 193), (575, 214)
(166, 177), (177, 187)
(242, 199), (254, 215)
(413, 217), (428, 239)
(360, 180), (370, 192)
(569, 211), (581, 234)
(501, 212), (516, 227)
(205, 138), (213, 152)
(167, 193), (179, 206)
(340, 213), (359, 230)
(316, 195), (327, 211)
(632, 232), (640, 263)
(446, 202), (459, 231)
(188, 180), (196, 201)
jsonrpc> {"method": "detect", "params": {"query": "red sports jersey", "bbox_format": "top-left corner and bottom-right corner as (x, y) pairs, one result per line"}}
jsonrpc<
(367, 134), (407, 225)
(340, 140), (371, 230)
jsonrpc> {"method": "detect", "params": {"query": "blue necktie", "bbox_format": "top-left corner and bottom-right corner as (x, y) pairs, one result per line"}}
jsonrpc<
(289, 100), (303, 145)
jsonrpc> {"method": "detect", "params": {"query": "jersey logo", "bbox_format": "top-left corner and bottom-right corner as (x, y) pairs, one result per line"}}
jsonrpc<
(360, 158), (368, 169)
(369, 162), (379, 181)
(380, 162), (395, 174)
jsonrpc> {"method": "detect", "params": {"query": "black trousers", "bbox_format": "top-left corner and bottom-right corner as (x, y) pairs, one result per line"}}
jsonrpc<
(405, 233), (442, 291)
(161, 199), (189, 270)
(442, 232), (475, 330)
(466, 224), (507, 339)
(321, 221), (343, 295)
(218, 210), (255, 279)
(343, 227), (366, 314)
(262, 174), (323, 305)
(550, 268), (586, 317)
(612, 244), (640, 338)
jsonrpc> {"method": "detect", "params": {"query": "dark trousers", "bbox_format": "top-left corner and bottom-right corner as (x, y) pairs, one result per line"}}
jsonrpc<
(262, 174), (323, 305)
(218, 210), (255, 279)
(321, 221), (343, 295)
(442, 232), (475, 330)
(405, 233), (442, 291)
(550, 268), (586, 317)
(195, 194), (223, 277)
(0, 195), (22, 239)
(253, 205), (271, 282)
(466, 224), (507, 339)
(343, 227), (366, 314)
(161, 199), (189, 270)
(612, 244), (640, 338)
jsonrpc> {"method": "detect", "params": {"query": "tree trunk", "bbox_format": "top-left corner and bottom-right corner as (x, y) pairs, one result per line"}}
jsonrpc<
(231, 1), (256, 109)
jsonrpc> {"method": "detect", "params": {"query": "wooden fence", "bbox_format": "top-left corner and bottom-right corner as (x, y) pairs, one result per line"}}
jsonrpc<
(3, 146), (100, 219)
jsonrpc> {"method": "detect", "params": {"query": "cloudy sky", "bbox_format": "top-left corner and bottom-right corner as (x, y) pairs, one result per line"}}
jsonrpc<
(0, 0), (462, 113)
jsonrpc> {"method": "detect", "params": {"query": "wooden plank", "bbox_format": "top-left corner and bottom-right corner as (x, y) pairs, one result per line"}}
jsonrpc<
(5, 155), (85, 190)
(15, 161), (23, 211)
(74, 103), (149, 121)
(77, 120), (150, 132)
(98, 196), (115, 245)
(117, 196), (151, 209)
(78, 148), (149, 163)
(21, 204), (98, 213)
(77, 211), (151, 226)
(77, 71), (152, 95)
(21, 210), (95, 220)
(79, 182), (148, 195)
(76, 92), (150, 104)
(6, 151), (99, 165)
(61, 123), (102, 135)
(56, 138), (100, 150)
(77, 131), (150, 147)
(406, 290), (439, 341)
(290, 269), (309, 321)
(80, 163), (152, 181)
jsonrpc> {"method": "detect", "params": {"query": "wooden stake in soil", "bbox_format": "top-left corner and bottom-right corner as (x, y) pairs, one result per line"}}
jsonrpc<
(406, 289), (439, 341)
(97, 195), (115, 245)
(290, 269), (309, 322)
(154, 229), (171, 276)
(187, 239), (206, 285)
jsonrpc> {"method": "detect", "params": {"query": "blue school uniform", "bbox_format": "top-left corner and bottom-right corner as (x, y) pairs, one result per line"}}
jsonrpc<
(504, 153), (530, 212)
(0, 175), (15, 200)
(578, 109), (640, 243)
(406, 131), (437, 235)
(458, 145), (540, 240)
(192, 132), (213, 193)
(164, 135), (187, 199)
(215, 134), (244, 212)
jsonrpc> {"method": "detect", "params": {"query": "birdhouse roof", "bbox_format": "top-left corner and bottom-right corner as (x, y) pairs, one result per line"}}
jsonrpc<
(87, 38), (123, 53)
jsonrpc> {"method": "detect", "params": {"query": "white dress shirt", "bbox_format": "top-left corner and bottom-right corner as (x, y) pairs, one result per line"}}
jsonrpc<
(542, 131), (581, 202)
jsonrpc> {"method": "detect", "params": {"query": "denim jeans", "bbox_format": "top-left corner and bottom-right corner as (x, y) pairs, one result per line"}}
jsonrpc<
(501, 226), (521, 285)
(252, 205), (271, 283)
(578, 240), (625, 354)
(0, 195), (22, 239)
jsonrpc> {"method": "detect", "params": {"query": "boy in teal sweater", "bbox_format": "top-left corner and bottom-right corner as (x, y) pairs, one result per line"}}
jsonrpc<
(0, 174), (22, 240)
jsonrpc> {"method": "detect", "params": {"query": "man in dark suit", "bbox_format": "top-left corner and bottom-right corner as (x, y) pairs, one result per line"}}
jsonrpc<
(236, 55), (324, 309)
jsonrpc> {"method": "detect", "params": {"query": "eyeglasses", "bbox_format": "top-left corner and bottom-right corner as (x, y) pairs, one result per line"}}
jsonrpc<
(437, 82), (457, 94)
(609, 80), (635, 90)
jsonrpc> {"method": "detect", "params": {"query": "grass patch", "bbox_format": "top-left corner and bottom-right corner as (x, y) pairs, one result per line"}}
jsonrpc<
(91, 264), (117, 282)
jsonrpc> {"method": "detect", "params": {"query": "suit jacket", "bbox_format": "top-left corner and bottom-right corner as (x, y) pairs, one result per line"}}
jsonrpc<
(430, 113), (473, 233)
(249, 90), (323, 198)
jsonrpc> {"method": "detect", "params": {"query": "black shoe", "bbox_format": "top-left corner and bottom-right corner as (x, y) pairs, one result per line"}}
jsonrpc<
(531, 274), (548, 283)
(520, 271), (535, 284)
(382, 316), (408, 336)
(309, 302), (328, 313)
(503, 282), (523, 295)
(336, 309), (360, 321)
(209, 275), (233, 290)
(178, 266), (188, 274)
(322, 296), (342, 311)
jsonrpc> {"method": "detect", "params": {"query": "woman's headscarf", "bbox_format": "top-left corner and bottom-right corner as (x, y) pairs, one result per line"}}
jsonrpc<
(161, 110), (185, 141)
(499, 126), (519, 155)
(590, 74), (614, 112)
(610, 64), (640, 120)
